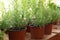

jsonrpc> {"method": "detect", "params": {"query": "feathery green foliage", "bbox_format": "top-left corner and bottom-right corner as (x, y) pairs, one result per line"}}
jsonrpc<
(0, 0), (60, 29)
(48, 1), (60, 23)
(0, 30), (4, 40)
(29, 0), (47, 27)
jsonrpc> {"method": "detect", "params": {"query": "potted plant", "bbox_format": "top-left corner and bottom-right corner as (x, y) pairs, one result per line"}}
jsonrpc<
(29, 0), (45, 39)
(30, 12), (45, 39)
(51, 11), (59, 25)
(30, 16), (46, 39)
(8, 12), (27, 40)
(48, 3), (59, 25)
(44, 9), (53, 35)
(57, 7), (60, 25)
(44, 2), (59, 35)
(0, 0), (29, 40)
(8, 0), (30, 40)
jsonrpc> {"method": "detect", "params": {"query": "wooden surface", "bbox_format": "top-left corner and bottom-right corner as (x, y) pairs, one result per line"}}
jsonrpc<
(4, 33), (60, 40)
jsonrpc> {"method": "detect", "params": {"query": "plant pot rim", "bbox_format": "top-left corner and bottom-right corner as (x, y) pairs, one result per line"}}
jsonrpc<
(8, 28), (26, 32)
(30, 25), (45, 28)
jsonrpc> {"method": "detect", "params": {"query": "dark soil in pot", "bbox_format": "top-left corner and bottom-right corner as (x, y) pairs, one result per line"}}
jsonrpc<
(45, 23), (52, 35)
(30, 26), (45, 39)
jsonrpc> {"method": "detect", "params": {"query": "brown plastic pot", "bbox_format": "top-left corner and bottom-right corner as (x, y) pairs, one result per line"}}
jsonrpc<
(45, 23), (52, 35)
(8, 30), (26, 40)
(26, 25), (30, 32)
(30, 26), (45, 39)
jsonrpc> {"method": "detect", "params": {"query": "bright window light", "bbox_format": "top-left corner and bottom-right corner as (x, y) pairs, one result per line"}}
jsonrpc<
(0, 0), (60, 11)
(52, 0), (60, 7)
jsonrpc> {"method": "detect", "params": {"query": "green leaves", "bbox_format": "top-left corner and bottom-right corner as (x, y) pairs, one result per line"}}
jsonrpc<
(30, 0), (46, 27)
(0, 30), (4, 40)
(48, 1), (60, 23)
(0, 1), (4, 11)
(0, 0), (60, 29)
(1, 10), (13, 29)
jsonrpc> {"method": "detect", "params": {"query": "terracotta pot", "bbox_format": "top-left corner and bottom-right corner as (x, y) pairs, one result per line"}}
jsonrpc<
(26, 25), (30, 32)
(30, 26), (45, 39)
(45, 23), (52, 35)
(8, 30), (26, 40)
